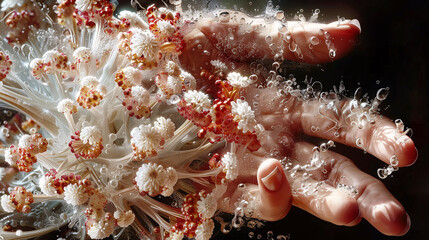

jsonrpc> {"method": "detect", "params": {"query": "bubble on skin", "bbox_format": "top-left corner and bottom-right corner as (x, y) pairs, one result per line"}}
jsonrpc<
(219, 11), (231, 23)
(309, 36), (320, 45)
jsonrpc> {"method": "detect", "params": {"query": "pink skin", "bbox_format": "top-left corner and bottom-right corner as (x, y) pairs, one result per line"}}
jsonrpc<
(180, 12), (417, 236)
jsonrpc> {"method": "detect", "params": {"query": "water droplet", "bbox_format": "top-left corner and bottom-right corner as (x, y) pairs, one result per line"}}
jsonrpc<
(356, 138), (363, 148)
(309, 36), (320, 45)
(275, 10), (285, 20)
(377, 168), (388, 179)
(390, 155), (399, 167)
(376, 88), (389, 101)
(324, 31), (330, 39)
(329, 49), (336, 58)
(278, 24), (288, 34)
(265, 35), (272, 43)
(219, 12), (231, 23)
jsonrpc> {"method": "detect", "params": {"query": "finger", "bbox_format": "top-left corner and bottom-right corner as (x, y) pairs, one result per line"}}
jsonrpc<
(291, 142), (411, 236)
(223, 158), (292, 221)
(297, 99), (417, 167)
(290, 142), (361, 226)
(197, 13), (360, 63)
(284, 19), (361, 63)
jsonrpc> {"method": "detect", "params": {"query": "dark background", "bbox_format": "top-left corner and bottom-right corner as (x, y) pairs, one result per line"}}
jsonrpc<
(115, 0), (429, 239)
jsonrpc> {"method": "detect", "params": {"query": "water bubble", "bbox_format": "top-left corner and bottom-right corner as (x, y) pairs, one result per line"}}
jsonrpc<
(110, 179), (118, 188)
(220, 12), (231, 23)
(267, 231), (273, 237)
(314, 9), (320, 15)
(275, 10), (285, 20)
(329, 49), (336, 58)
(284, 33), (291, 43)
(265, 35), (272, 43)
(288, 42), (297, 52)
(247, 220), (256, 228)
(298, 14), (306, 22)
(334, 131), (340, 137)
(376, 87), (389, 101)
(309, 36), (320, 45)
(257, 234), (262, 239)
(278, 24), (288, 34)
(240, 18), (246, 24)
(390, 155), (399, 167)
(169, 95), (180, 104)
(377, 168), (388, 179)
(356, 138), (363, 148)
(395, 119), (404, 132)
(324, 31), (330, 39)
(327, 140), (335, 147)
(320, 143), (327, 152)
(250, 74), (258, 82)
(249, 232), (255, 238)
(100, 167), (108, 175)
(16, 230), (23, 236)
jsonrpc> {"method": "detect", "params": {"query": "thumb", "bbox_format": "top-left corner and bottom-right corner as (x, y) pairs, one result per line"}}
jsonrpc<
(256, 158), (292, 221)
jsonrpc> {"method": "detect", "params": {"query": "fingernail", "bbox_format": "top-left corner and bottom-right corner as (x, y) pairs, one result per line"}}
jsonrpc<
(261, 167), (283, 192)
(349, 19), (361, 33)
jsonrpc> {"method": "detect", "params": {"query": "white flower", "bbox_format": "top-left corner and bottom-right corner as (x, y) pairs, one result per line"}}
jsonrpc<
(80, 126), (102, 146)
(231, 99), (256, 133)
(18, 134), (32, 148)
(0, 167), (5, 181)
(57, 99), (77, 113)
(154, 117), (175, 139)
(75, 0), (93, 12)
(4, 147), (18, 166)
(87, 213), (115, 239)
(80, 76), (99, 88)
(221, 152), (238, 181)
(73, 47), (91, 63)
(131, 124), (162, 153)
(131, 86), (150, 105)
(118, 10), (147, 29)
(195, 219), (215, 240)
(39, 175), (59, 196)
(135, 162), (167, 196)
(165, 61), (178, 74)
(122, 66), (140, 84)
(166, 75), (182, 94)
(227, 72), (252, 88)
(1, 195), (15, 213)
(183, 90), (211, 112)
(161, 167), (178, 197)
(197, 193), (217, 219)
(181, 71), (196, 90)
(157, 20), (175, 39)
(63, 183), (89, 206)
(130, 29), (159, 61)
(1, 0), (26, 12)
(114, 210), (135, 227)
(210, 60), (227, 71)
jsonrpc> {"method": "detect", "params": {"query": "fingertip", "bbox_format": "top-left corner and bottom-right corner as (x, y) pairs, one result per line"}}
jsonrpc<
(371, 202), (410, 236)
(325, 190), (360, 226)
(257, 159), (292, 221)
(398, 137), (418, 167)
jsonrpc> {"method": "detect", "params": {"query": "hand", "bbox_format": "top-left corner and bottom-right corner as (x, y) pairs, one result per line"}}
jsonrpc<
(179, 11), (417, 236)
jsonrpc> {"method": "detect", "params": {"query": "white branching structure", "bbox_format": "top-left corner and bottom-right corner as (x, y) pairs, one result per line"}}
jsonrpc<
(0, 1), (262, 239)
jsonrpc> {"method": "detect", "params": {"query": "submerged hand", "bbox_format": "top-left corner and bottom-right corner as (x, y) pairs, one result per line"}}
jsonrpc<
(180, 11), (417, 236)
